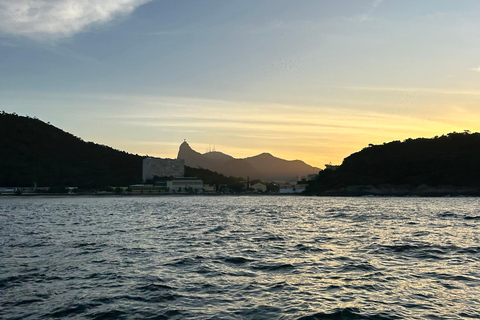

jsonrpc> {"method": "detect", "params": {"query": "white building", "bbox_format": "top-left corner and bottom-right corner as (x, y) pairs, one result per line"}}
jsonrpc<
(279, 182), (307, 194)
(203, 184), (216, 193)
(143, 157), (185, 182)
(295, 183), (308, 193)
(166, 177), (203, 193)
(251, 182), (267, 193)
(279, 183), (295, 194)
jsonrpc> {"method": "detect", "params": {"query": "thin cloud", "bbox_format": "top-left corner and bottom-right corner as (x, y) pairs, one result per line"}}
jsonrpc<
(347, 0), (383, 23)
(0, 0), (151, 40)
(337, 85), (480, 96)
(373, 0), (384, 8)
(471, 67), (480, 72)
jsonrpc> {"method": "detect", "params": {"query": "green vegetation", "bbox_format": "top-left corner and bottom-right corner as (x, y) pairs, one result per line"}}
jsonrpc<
(185, 166), (246, 192)
(307, 131), (480, 194)
(0, 112), (142, 189)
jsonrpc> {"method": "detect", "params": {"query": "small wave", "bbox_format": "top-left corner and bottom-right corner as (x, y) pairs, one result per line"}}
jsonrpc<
(438, 211), (458, 218)
(297, 308), (398, 320)
(326, 284), (342, 292)
(253, 235), (285, 242)
(235, 305), (283, 318)
(423, 272), (477, 282)
(251, 262), (295, 271)
(85, 272), (120, 280)
(73, 241), (100, 248)
(370, 243), (475, 259)
(163, 256), (203, 266)
(223, 256), (254, 264)
(117, 293), (181, 303)
(339, 261), (377, 272)
(295, 243), (324, 252)
(8, 240), (49, 248)
(267, 281), (296, 292)
(464, 215), (480, 220)
(0, 272), (47, 288)
(14, 298), (44, 306)
(384, 244), (420, 253)
(204, 226), (226, 233)
(370, 243), (434, 255)
(330, 213), (349, 219)
(225, 270), (257, 277)
(87, 309), (127, 320)
(412, 231), (430, 237)
(137, 283), (175, 291)
(458, 246), (480, 254)
(49, 303), (100, 318)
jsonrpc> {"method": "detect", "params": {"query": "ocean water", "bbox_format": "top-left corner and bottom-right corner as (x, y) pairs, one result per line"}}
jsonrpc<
(1, 196), (479, 320)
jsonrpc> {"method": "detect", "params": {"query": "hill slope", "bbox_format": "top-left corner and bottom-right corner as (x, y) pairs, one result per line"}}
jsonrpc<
(0, 112), (143, 188)
(178, 141), (320, 181)
(308, 132), (480, 194)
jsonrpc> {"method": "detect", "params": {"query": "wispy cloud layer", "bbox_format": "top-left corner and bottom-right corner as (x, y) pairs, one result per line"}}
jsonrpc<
(0, 0), (151, 39)
(373, 0), (384, 8)
(3, 90), (478, 166)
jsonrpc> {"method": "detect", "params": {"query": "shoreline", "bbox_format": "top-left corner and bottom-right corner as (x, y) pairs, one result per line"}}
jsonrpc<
(310, 184), (480, 197)
(2, 192), (480, 198)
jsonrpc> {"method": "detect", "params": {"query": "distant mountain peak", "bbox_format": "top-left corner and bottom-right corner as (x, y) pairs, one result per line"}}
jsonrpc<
(255, 152), (274, 158)
(177, 141), (320, 181)
(179, 140), (191, 150)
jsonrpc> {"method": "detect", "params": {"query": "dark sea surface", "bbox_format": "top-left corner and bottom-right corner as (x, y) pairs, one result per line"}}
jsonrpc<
(1, 196), (479, 320)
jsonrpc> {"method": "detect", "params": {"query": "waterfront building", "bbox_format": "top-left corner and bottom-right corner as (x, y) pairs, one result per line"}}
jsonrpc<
(142, 157), (185, 182)
(251, 182), (267, 193)
(166, 177), (203, 193)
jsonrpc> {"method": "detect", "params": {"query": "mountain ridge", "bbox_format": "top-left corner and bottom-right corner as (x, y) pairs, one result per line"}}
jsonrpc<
(177, 141), (320, 181)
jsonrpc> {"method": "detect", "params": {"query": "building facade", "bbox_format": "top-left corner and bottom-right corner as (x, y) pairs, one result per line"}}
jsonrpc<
(166, 177), (203, 193)
(142, 157), (185, 182)
(251, 182), (267, 193)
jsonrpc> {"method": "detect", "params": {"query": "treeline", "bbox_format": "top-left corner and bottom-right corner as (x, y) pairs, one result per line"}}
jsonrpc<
(185, 166), (247, 192)
(307, 131), (480, 193)
(0, 112), (142, 188)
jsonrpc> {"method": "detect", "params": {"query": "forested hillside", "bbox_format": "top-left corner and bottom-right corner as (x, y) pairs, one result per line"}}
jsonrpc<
(308, 131), (480, 194)
(0, 112), (142, 188)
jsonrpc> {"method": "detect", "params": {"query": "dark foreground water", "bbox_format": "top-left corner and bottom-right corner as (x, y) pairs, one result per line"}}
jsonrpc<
(1, 196), (479, 320)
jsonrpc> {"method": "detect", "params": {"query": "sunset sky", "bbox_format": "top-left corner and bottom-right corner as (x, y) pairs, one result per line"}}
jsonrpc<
(2, 0), (480, 168)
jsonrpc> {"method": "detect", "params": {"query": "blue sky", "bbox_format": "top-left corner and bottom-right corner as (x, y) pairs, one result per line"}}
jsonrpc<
(2, 0), (480, 167)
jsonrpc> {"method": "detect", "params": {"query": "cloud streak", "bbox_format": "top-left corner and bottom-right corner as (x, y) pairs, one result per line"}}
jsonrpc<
(0, 0), (151, 39)
(373, 0), (384, 8)
(4, 90), (478, 167)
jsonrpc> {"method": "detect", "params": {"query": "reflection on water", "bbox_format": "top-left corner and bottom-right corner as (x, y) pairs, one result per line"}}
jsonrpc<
(1, 196), (479, 319)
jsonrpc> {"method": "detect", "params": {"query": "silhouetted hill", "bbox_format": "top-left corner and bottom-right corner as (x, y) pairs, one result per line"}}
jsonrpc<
(178, 141), (320, 181)
(308, 132), (480, 195)
(0, 112), (142, 188)
(184, 166), (246, 192)
(178, 141), (214, 169)
(244, 153), (317, 181)
(202, 151), (235, 163)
